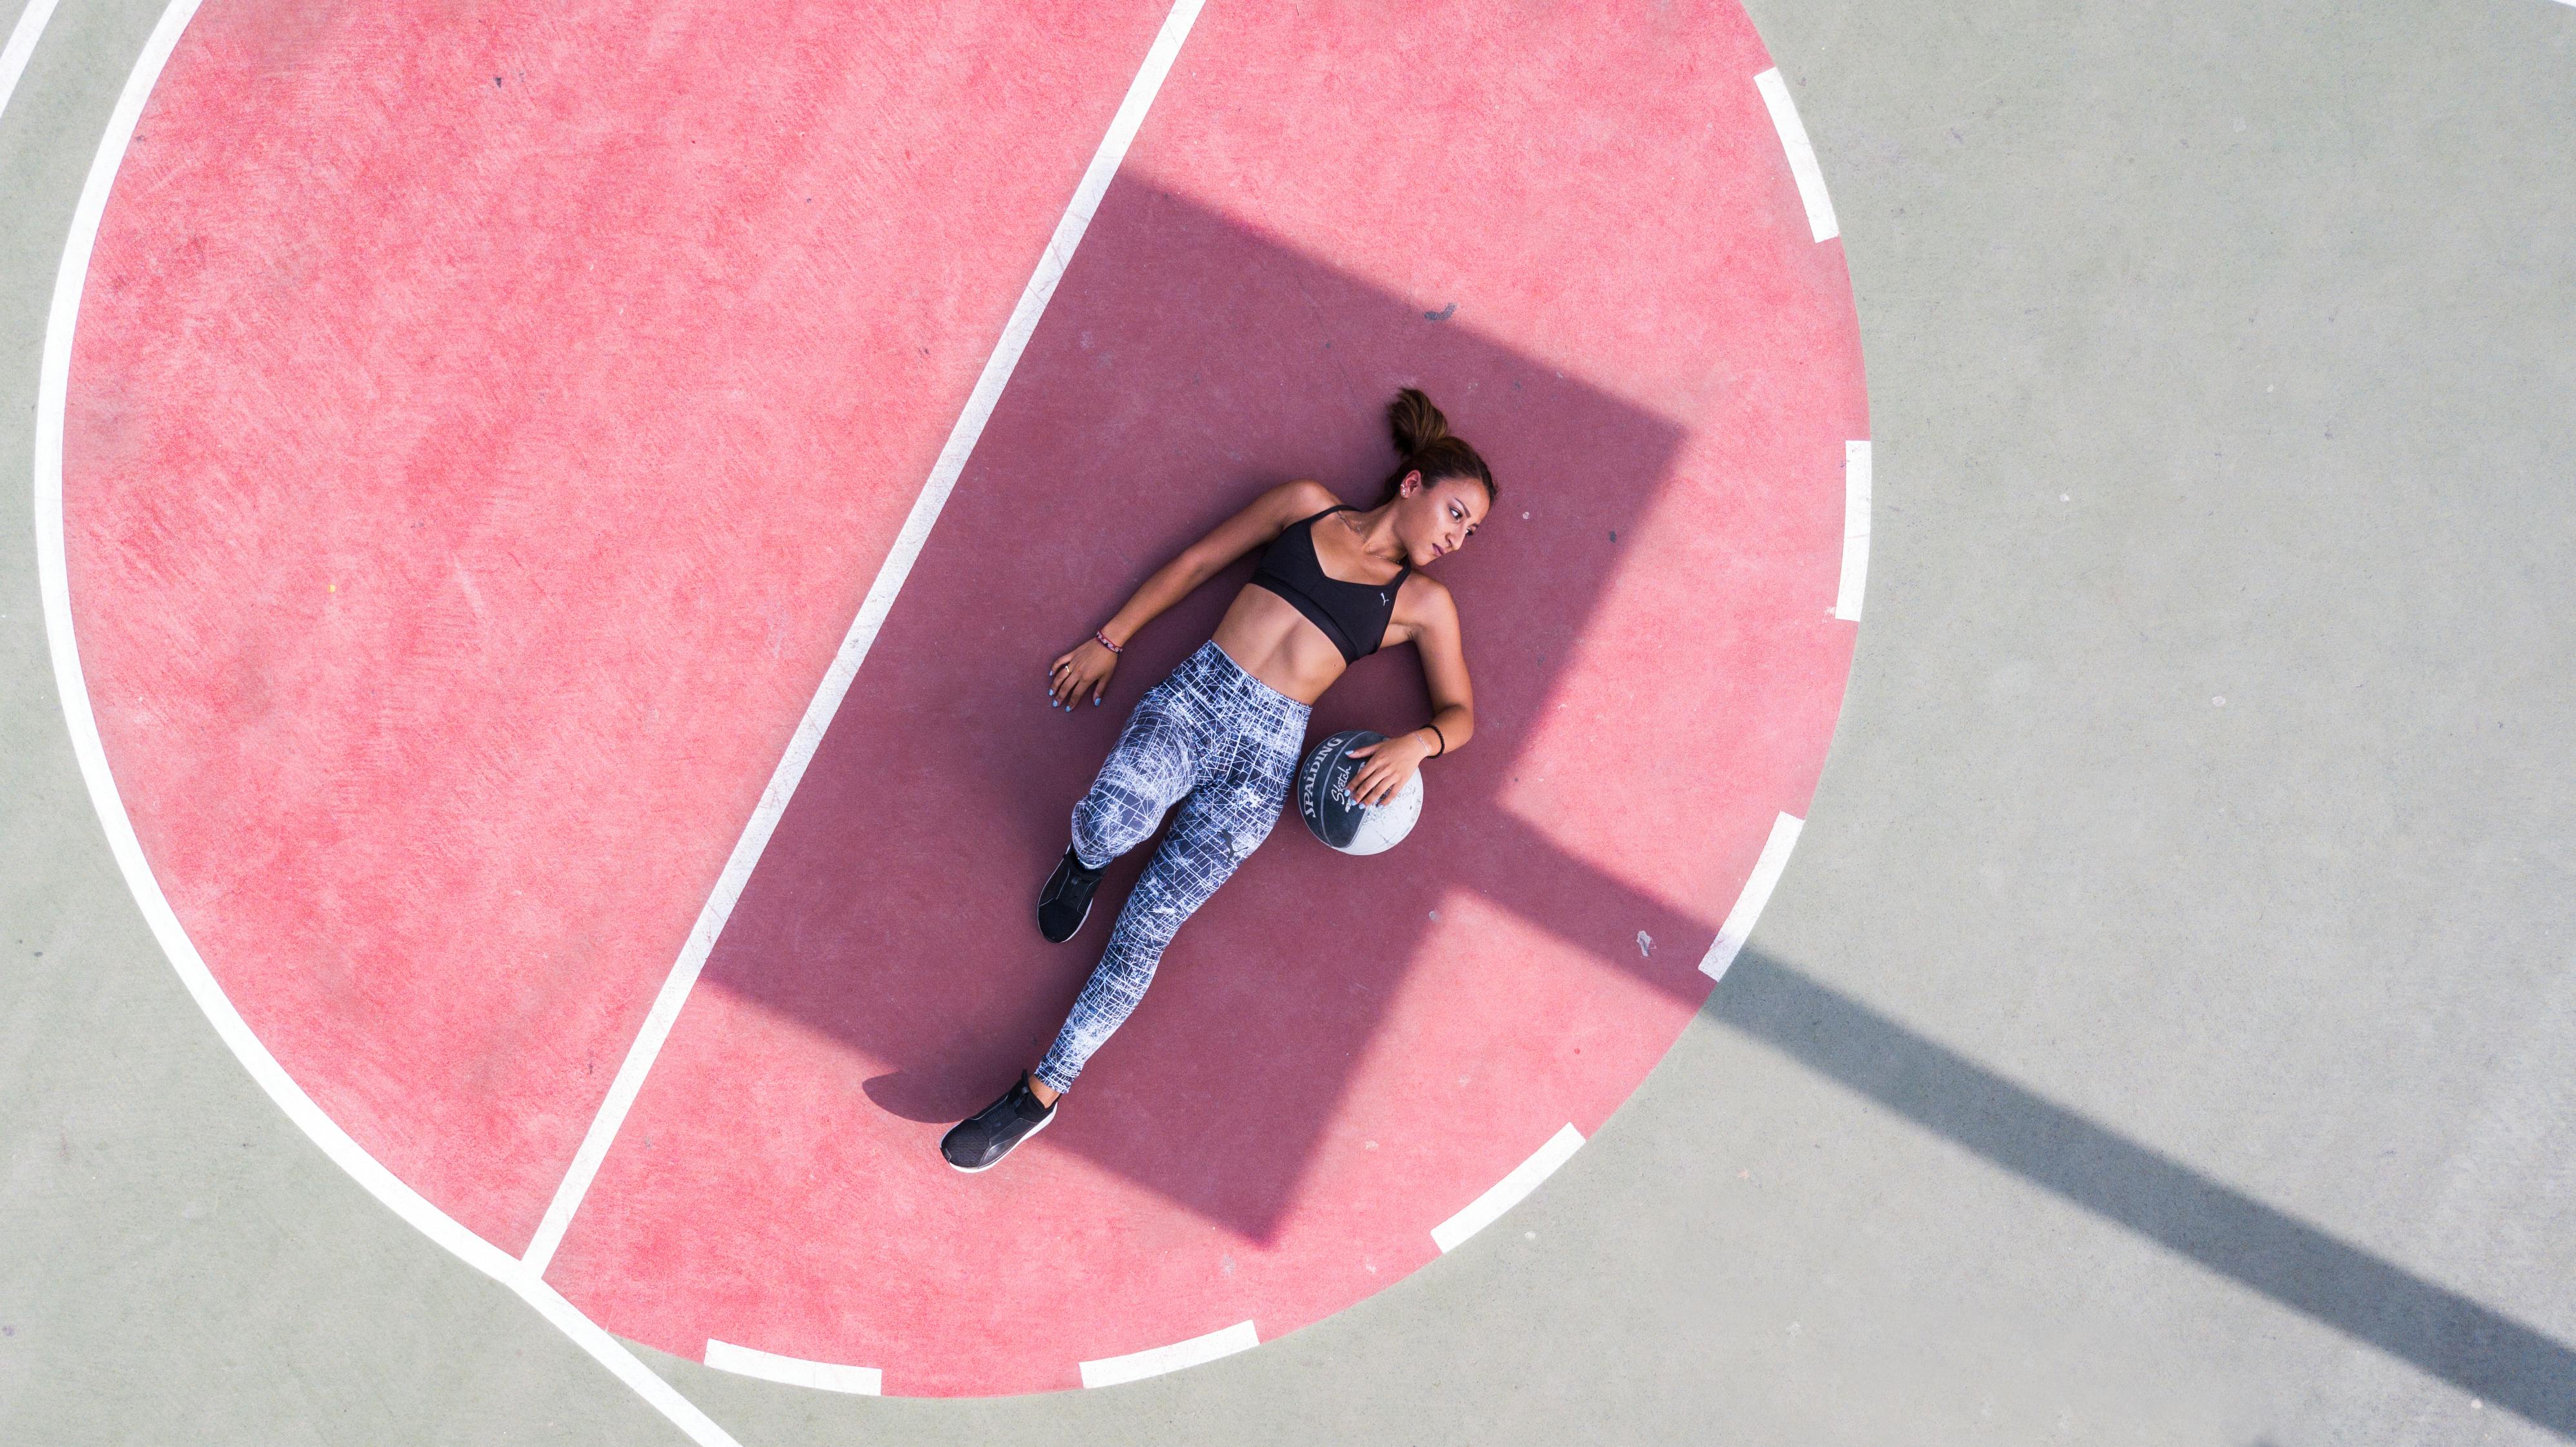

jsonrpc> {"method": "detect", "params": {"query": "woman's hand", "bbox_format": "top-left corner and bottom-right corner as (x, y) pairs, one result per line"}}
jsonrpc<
(1048, 636), (1119, 709)
(1342, 729), (1436, 806)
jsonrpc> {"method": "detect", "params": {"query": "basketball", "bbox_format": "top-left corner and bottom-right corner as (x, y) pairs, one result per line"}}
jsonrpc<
(1296, 730), (1426, 856)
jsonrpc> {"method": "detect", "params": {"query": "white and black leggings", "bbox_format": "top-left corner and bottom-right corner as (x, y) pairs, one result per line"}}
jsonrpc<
(1034, 640), (1311, 1094)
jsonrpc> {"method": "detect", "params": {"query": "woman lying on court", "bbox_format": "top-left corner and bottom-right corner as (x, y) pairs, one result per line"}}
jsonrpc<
(941, 388), (1496, 1172)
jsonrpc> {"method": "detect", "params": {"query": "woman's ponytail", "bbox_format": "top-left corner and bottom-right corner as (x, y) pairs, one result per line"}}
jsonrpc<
(1378, 387), (1496, 507)
(1389, 387), (1450, 456)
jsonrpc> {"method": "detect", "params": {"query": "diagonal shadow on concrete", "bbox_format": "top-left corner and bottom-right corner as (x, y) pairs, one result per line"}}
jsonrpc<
(1409, 807), (2576, 1435)
(1709, 941), (2576, 1439)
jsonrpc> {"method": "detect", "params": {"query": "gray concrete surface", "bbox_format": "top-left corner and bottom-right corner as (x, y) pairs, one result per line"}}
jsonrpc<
(5, 1), (2571, 1443)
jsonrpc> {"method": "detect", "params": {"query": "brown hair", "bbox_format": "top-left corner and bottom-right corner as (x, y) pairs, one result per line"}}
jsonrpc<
(1377, 387), (1497, 508)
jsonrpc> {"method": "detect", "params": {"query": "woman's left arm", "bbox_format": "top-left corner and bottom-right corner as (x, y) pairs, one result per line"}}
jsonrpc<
(1345, 581), (1474, 807)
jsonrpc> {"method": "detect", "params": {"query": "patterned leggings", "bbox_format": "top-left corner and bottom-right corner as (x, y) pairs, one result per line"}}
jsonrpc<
(1034, 640), (1312, 1094)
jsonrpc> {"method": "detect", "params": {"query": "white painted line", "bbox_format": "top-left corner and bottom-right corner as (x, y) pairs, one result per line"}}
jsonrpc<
(1430, 1122), (1585, 1253)
(30, 3), (740, 1445)
(1698, 813), (1804, 983)
(519, 0), (1209, 1280)
(1753, 66), (1838, 243)
(1078, 1319), (1259, 1388)
(703, 1339), (882, 1395)
(1834, 440), (1870, 622)
(0, 0), (63, 128)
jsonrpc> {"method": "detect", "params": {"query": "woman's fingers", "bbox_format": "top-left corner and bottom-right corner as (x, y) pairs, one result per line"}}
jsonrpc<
(1049, 643), (1115, 711)
(1045, 656), (1110, 711)
(1349, 761), (1413, 805)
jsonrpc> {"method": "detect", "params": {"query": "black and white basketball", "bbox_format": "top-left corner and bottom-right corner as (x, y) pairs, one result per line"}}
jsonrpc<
(1296, 729), (1425, 856)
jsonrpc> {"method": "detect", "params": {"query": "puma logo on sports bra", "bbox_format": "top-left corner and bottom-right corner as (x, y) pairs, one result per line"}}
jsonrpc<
(1245, 504), (1409, 663)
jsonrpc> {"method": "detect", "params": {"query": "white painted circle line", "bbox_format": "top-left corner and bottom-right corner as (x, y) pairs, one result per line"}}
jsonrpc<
(1698, 812), (1805, 983)
(703, 1339), (882, 1395)
(1430, 1122), (1585, 1253)
(30, 4), (734, 1443)
(517, 0), (1211, 1284)
(1835, 440), (1871, 622)
(1079, 1319), (1260, 1388)
(0, 0), (65, 130)
(26, 8), (1860, 1415)
(1753, 66), (1839, 243)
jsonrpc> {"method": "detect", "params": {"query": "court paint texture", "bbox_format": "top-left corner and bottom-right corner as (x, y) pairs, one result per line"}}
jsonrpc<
(44, 0), (1864, 1408)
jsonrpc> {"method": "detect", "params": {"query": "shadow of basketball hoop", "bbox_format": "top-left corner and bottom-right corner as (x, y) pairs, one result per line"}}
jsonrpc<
(698, 178), (1712, 1243)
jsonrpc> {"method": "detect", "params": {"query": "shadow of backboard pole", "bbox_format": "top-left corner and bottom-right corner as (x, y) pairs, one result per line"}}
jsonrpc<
(1440, 814), (2576, 1433)
(1711, 946), (2576, 1435)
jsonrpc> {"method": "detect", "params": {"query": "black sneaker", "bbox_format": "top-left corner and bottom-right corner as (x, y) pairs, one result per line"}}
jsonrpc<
(1036, 844), (1107, 942)
(941, 1071), (1059, 1173)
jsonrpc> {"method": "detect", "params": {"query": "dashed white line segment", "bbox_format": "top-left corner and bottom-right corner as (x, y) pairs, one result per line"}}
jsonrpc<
(1835, 440), (1871, 622)
(1754, 66), (1839, 243)
(703, 1339), (883, 1395)
(1698, 812), (1805, 983)
(1079, 1320), (1260, 1388)
(519, 0), (1211, 1280)
(1431, 1122), (1585, 1253)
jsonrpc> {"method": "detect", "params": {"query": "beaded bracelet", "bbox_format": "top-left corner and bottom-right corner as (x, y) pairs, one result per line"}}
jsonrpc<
(1094, 629), (1123, 654)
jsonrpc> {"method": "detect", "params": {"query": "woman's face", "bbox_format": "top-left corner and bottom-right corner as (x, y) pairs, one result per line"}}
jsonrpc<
(1396, 471), (1491, 566)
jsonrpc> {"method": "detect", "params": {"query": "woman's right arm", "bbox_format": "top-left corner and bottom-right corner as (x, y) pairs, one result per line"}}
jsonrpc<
(1047, 478), (1335, 707)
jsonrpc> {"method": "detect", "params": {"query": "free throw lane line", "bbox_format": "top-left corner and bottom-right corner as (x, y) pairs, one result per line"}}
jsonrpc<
(1753, 66), (1838, 243)
(31, 1), (741, 1443)
(519, 0), (1212, 1280)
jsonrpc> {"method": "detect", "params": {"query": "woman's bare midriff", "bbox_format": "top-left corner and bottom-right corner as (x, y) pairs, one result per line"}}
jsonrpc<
(1208, 584), (1383, 705)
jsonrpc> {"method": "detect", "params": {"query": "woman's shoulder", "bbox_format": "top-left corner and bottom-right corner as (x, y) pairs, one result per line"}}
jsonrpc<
(1270, 477), (1345, 519)
(1394, 569), (1455, 616)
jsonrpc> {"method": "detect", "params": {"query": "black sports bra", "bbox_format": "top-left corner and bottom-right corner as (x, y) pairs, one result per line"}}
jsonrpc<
(1245, 505), (1410, 663)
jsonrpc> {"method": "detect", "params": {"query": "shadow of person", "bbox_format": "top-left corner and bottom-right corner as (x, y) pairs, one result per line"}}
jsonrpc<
(858, 1069), (991, 1124)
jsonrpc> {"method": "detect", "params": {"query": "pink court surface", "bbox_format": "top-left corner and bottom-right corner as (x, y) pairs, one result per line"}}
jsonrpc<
(60, 0), (1866, 1399)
